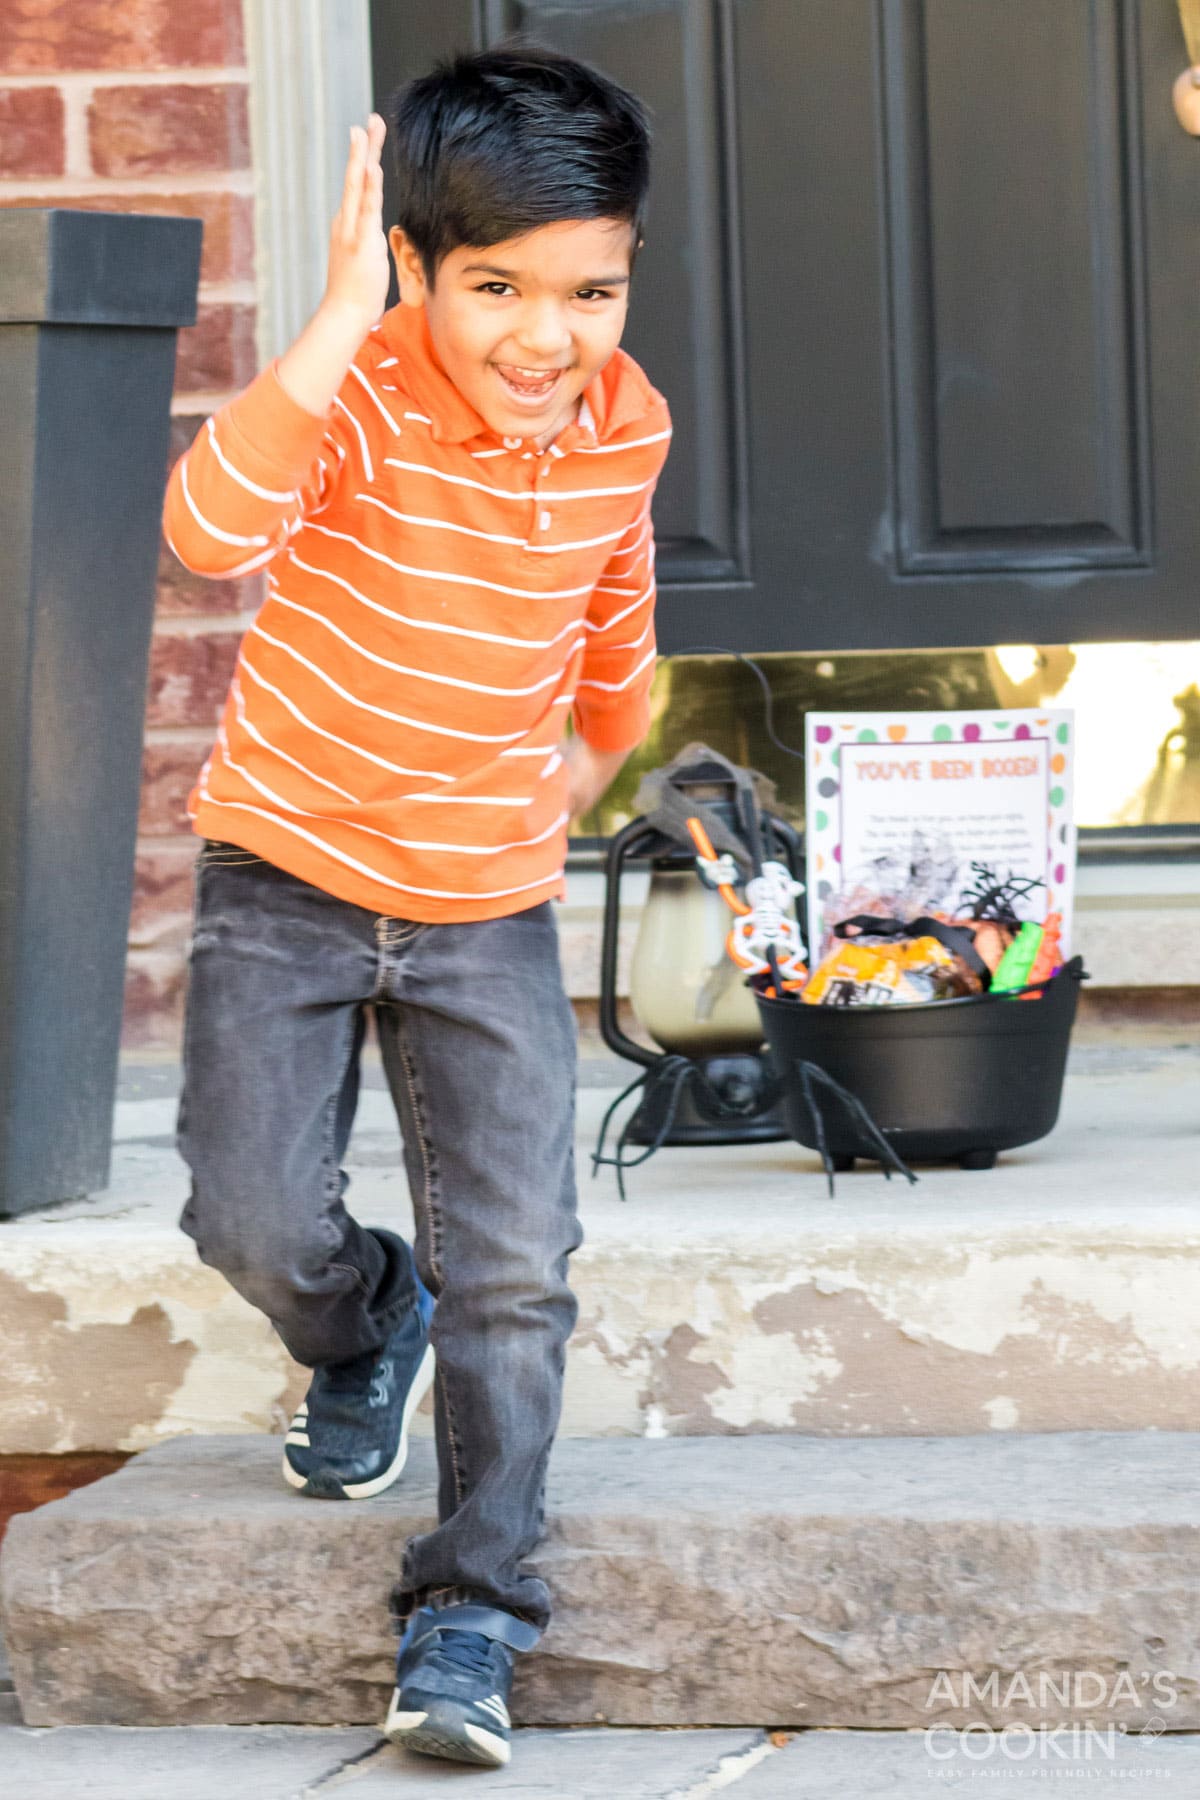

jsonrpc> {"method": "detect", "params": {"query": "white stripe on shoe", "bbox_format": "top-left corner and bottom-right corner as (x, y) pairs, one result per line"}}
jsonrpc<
(384, 1704), (429, 1734)
(463, 1722), (511, 1765)
(340, 1339), (436, 1500)
(475, 1695), (510, 1726)
(383, 1690), (511, 1768)
(281, 1340), (436, 1499)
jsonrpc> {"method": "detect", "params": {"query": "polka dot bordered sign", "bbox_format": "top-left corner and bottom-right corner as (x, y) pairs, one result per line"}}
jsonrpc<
(804, 707), (1076, 959)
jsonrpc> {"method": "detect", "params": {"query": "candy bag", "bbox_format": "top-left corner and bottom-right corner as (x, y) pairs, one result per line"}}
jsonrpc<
(802, 916), (985, 1007)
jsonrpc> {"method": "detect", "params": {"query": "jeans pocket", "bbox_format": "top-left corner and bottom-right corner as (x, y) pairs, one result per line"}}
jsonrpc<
(196, 839), (266, 867)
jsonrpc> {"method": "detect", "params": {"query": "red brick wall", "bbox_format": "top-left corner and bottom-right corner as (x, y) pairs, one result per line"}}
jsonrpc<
(0, 0), (258, 1048)
(0, 1453), (129, 1551)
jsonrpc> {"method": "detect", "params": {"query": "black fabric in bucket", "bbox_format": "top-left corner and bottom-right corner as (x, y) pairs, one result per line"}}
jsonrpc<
(755, 956), (1085, 1164)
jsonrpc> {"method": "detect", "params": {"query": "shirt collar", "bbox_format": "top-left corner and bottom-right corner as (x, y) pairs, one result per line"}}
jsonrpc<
(377, 302), (656, 449)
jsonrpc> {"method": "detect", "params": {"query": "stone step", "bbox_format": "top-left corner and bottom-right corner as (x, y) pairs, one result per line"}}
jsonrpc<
(4, 1430), (1199, 1730)
(0, 1046), (1197, 1452)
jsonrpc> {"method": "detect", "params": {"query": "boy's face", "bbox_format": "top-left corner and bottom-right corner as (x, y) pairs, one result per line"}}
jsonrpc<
(388, 217), (637, 445)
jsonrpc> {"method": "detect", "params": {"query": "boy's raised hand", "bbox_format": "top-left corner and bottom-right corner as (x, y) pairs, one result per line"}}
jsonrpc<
(323, 113), (391, 330)
(277, 114), (390, 415)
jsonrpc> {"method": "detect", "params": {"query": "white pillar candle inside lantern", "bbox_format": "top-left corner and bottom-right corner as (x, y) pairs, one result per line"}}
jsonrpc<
(628, 865), (766, 1056)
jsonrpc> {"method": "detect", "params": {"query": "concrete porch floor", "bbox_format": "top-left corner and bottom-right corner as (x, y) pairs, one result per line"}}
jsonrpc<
(5, 1714), (1200, 1798)
(0, 1038), (1197, 1452)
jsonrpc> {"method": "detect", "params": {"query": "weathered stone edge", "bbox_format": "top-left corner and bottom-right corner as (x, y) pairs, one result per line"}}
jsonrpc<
(4, 1434), (1200, 1729)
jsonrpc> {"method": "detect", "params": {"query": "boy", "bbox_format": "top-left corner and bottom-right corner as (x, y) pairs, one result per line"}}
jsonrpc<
(163, 41), (669, 1772)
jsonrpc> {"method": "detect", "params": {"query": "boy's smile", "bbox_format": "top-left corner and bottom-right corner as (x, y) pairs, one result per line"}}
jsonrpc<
(389, 217), (636, 447)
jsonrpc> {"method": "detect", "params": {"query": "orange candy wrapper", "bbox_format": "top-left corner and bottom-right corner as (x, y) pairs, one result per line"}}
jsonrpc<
(802, 935), (983, 1007)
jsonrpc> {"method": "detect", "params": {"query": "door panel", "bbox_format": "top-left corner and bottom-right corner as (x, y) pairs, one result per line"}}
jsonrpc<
(486, 0), (748, 585)
(885, 0), (1150, 567)
(370, 0), (1200, 650)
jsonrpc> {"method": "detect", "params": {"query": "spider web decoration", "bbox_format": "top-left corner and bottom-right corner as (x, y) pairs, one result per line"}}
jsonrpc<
(956, 862), (1047, 929)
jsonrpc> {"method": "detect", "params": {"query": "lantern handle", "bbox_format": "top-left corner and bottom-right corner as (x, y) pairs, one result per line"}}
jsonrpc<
(599, 818), (668, 1069)
(764, 814), (805, 893)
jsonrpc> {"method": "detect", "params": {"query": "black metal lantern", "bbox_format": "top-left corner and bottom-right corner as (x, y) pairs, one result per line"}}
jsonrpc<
(597, 751), (805, 1153)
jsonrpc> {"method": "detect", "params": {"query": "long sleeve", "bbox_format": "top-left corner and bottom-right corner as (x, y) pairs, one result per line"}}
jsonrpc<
(174, 303), (675, 920)
(572, 491), (659, 753)
(162, 359), (358, 579)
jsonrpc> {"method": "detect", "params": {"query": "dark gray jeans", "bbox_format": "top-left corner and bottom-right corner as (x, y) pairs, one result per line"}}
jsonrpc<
(176, 840), (582, 1632)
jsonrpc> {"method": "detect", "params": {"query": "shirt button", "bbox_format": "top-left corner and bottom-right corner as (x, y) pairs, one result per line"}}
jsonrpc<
(503, 435), (522, 449)
(538, 510), (552, 531)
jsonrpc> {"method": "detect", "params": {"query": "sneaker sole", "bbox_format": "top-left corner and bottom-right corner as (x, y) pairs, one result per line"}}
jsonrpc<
(281, 1341), (436, 1501)
(383, 1694), (510, 1768)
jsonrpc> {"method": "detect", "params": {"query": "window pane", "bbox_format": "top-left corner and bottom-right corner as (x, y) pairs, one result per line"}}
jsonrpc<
(572, 645), (1200, 837)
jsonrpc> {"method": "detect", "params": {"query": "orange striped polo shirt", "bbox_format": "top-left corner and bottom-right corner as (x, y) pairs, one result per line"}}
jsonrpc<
(162, 302), (671, 922)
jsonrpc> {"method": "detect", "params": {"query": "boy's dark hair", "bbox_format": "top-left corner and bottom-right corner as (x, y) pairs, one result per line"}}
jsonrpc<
(387, 40), (651, 287)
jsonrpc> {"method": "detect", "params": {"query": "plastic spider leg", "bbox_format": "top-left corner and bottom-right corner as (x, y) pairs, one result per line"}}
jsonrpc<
(798, 1060), (835, 1195)
(794, 1059), (917, 1189)
(609, 1057), (694, 1201)
(592, 1056), (697, 1202)
(591, 1066), (651, 1185)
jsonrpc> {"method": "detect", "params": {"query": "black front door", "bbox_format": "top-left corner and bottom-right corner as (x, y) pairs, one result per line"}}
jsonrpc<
(371, 1), (1200, 653)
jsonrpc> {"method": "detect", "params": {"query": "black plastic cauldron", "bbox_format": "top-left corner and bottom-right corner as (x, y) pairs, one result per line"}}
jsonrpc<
(754, 957), (1085, 1170)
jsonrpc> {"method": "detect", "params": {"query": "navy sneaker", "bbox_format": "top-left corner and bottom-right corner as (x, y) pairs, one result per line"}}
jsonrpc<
(282, 1284), (435, 1500)
(383, 1602), (540, 1768)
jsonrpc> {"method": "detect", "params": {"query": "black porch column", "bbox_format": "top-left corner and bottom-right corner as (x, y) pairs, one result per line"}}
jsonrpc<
(0, 209), (202, 1216)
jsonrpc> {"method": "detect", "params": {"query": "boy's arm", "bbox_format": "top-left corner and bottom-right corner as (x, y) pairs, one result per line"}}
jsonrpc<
(563, 737), (634, 826)
(566, 486), (662, 820)
(162, 116), (390, 578)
